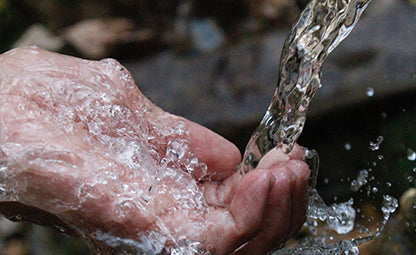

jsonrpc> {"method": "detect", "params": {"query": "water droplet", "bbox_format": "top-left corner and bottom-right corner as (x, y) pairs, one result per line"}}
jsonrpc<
(407, 149), (416, 161)
(372, 187), (378, 193)
(351, 169), (369, 192)
(324, 178), (329, 184)
(386, 182), (392, 187)
(408, 176), (415, 183)
(377, 155), (384, 160)
(366, 87), (374, 97)
(369, 136), (384, 151)
(382, 195), (398, 215)
(344, 142), (351, 150)
(166, 140), (187, 160)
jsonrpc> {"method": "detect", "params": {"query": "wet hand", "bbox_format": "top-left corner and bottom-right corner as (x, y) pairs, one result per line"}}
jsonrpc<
(0, 47), (310, 254)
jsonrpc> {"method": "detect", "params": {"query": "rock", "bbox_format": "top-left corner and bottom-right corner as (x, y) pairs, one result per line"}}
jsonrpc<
(10, 0), (178, 32)
(359, 188), (416, 255)
(400, 188), (416, 231)
(12, 24), (64, 51)
(64, 18), (156, 59)
(189, 18), (226, 52)
(249, 0), (299, 22)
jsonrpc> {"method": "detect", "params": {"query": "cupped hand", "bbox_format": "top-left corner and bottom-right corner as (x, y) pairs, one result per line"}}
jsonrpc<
(0, 47), (309, 254)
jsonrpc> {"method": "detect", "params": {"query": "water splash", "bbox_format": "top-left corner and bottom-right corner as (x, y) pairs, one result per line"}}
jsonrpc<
(237, 0), (401, 253)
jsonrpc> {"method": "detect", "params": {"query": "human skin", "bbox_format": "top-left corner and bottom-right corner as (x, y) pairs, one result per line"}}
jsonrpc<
(0, 47), (310, 254)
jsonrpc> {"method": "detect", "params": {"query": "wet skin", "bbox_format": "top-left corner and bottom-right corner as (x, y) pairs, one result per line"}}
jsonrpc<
(0, 47), (310, 254)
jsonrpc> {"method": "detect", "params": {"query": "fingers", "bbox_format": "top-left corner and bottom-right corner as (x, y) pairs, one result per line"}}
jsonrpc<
(202, 154), (309, 254)
(256, 144), (305, 170)
(201, 146), (310, 254)
(237, 167), (293, 254)
(204, 170), (273, 254)
(240, 152), (310, 254)
(186, 120), (241, 181)
(287, 160), (310, 236)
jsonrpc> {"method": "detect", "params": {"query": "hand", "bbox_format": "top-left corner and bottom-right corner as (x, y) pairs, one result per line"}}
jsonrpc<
(0, 47), (310, 254)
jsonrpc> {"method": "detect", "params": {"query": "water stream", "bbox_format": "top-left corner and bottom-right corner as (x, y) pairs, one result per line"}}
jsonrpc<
(0, 1), (404, 254)
(241, 0), (372, 172)
(241, 0), (399, 253)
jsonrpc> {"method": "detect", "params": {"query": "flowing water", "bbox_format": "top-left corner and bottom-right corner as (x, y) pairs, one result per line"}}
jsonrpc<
(241, 0), (399, 253)
(241, 0), (372, 171)
(0, 1), (404, 254)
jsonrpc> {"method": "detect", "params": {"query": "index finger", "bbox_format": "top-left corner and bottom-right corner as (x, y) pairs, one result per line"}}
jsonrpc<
(186, 120), (241, 181)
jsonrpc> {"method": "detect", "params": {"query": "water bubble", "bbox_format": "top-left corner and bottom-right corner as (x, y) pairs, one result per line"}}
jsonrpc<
(377, 155), (384, 160)
(408, 176), (415, 183)
(366, 87), (374, 97)
(344, 142), (351, 150)
(369, 136), (384, 151)
(386, 182), (392, 187)
(372, 187), (378, 193)
(407, 148), (416, 161)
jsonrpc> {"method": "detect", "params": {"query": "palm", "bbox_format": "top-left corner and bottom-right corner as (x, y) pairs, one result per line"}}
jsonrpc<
(0, 47), (309, 254)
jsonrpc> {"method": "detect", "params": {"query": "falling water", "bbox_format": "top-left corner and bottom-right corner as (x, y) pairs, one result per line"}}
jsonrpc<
(0, 0), (403, 254)
(240, 0), (399, 253)
(241, 0), (371, 171)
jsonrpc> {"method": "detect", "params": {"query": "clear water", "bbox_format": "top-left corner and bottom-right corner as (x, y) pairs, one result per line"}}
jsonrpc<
(0, 0), (403, 254)
(241, 0), (372, 171)
(241, 0), (399, 253)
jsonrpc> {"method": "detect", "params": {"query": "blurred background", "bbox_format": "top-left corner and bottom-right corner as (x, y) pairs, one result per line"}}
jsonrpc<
(1, 0), (415, 254)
